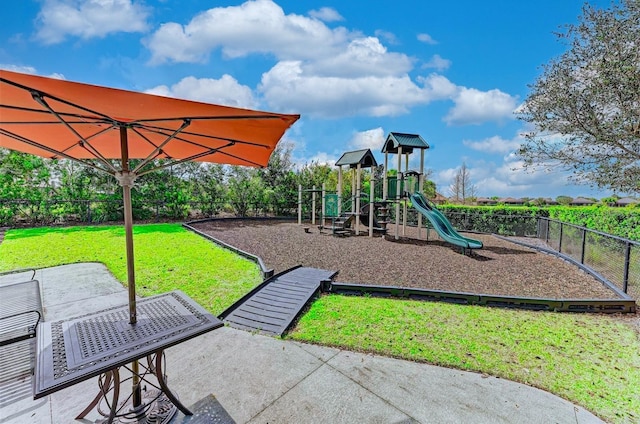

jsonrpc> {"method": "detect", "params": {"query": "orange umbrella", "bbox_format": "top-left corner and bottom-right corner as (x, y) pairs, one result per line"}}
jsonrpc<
(0, 69), (299, 324)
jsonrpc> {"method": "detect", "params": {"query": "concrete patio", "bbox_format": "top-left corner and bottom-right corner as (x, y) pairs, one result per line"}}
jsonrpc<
(0, 263), (604, 423)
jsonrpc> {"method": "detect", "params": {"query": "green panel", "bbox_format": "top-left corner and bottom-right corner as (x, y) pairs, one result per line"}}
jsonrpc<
(325, 194), (339, 217)
(387, 176), (419, 198)
(387, 176), (403, 199)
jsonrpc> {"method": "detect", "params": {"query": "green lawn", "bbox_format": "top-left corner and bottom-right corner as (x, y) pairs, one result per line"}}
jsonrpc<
(289, 295), (640, 424)
(0, 224), (262, 315)
(1, 224), (638, 423)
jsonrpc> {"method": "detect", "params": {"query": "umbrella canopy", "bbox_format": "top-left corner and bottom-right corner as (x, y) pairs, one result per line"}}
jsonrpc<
(0, 69), (300, 324)
(0, 69), (298, 169)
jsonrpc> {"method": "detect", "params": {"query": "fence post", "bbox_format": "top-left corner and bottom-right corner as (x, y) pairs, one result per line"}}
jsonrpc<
(321, 183), (326, 229)
(297, 184), (302, 225)
(312, 185), (316, 225)
(545, 219), (550, 244)
(580, 228), (587, 264)
(623, 242), (631, 294)
(558, 222), (563, 253)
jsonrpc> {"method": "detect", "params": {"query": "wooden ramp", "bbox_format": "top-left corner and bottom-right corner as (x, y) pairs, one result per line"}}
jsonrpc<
(219, 266), (337, 336)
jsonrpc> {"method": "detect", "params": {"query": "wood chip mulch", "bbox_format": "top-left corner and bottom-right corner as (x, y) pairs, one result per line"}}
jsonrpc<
(191, 219), (619, 300)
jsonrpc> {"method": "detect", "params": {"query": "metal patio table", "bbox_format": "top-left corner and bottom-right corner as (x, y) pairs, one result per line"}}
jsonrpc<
(34, 290), (223, 423)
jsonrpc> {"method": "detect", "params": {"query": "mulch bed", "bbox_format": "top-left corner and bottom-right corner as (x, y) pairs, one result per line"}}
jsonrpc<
(191, 219), (618, 300)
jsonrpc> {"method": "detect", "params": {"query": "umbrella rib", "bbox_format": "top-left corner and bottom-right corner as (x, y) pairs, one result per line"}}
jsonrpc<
(135, 123), (271, 150)
(1, 104), (119, 173)
(54, 124), (121, 174)
(131, 114), (288, 124)
(1, 77), (116, 122)
(0, 104), (113, 125)
(214, 149), (265, 168)
(30, 93), (121, 174)
(136, 142), (237, 177)
(131, 119), (191, 174)
(0, 128), (115, 176)
(77, 142), (121, 174)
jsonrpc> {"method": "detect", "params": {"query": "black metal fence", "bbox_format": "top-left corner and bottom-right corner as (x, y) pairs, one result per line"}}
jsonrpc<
(405, 210), (637, 299)
(537, 218), (639, 299)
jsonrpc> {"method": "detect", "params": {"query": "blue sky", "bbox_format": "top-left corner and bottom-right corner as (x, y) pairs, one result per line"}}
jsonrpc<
(1, 0), (618, 199)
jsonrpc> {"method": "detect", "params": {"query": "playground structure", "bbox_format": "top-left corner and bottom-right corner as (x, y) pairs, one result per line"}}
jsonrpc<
(297, 132), (483, 252)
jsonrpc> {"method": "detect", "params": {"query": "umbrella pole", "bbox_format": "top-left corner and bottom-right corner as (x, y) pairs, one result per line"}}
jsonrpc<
(123, 182), (137, 326)
(123, 181), (143, 409)
(119, 127), (142, 409)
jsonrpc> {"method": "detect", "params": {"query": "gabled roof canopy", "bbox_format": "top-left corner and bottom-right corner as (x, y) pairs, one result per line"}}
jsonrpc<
(335, 149), (378, 169)
(381, 132), (429, 154)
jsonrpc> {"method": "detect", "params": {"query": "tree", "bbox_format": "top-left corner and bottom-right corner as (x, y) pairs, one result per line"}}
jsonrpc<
(226, 166), (266, 217)
(517, 0), (640, 195)
(0, 149), (52, 222)
(259, 142), (295, 188)
(191, 163), (227, 216)
(259, 142), (298, 214)
(531, 197), (547, 207)
(423, 180), (437, 199)
(448, 162), (476, 204)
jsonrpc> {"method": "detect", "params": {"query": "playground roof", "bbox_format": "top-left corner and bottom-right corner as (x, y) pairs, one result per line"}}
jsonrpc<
(381, 132), (429, 154)
(335, 149), (378, 168)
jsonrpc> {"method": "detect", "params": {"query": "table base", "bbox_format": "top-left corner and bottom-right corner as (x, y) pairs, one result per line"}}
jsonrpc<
(76, 351), (187, 424)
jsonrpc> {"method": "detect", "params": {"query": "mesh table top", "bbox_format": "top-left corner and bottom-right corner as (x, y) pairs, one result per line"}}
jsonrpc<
(34, 290), (222, 398)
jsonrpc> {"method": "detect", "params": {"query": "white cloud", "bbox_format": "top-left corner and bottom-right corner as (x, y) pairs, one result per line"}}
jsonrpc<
(444, 87), (518, 125)
(145, 0), (351, 64)
(0, 64), (65, 79)
(303, 37), (412, 78)
(308, 7), (343, 22)
(422, 54), (451, 71)
(348, 128), (385, 151)
(375, 30), (399, 45)
(416, 73), (458, 98)
(259, 62), (454, 118)
(145, 75), (258, 109)
(433, 153), (593, 198)
(145, 1), (410, 77)
(35, 0), (150, 45)
(435, 159), (537, 198)
(143, 0), (517, 125)
(436, 167), (458, 185)
(463, 134), (523, 154)
(476, 156), (562, 196)
(293, 132), (406, 169)
(417, 33), (437, 45)
(305, 152), (337, 167)
(0, 64), (37, 74)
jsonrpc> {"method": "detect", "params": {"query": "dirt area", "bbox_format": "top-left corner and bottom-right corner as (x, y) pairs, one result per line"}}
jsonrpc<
(191, 219), (619, 300)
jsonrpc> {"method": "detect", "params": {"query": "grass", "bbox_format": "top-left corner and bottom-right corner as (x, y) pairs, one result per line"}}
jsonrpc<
(289, 295), (640, 424)
(0, 224), (262, 315)
(1, 224), (638, 423)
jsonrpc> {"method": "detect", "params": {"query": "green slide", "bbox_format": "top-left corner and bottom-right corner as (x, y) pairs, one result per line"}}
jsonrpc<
(410, 192), (483, 251)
